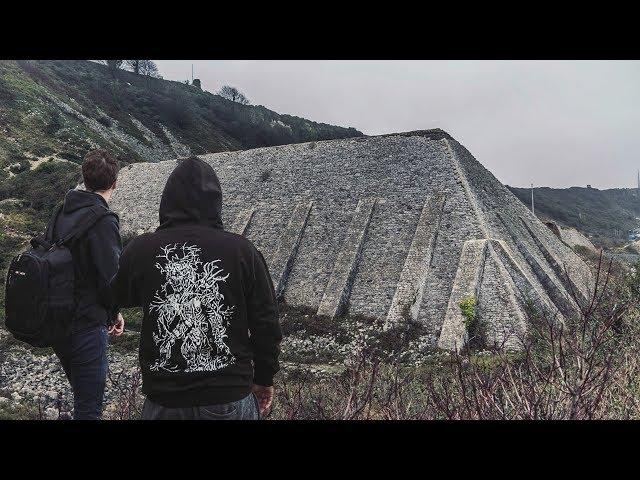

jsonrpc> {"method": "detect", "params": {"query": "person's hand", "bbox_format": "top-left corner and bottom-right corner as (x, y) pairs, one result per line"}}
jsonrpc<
(252, 384), (274, 415)
(108, 313), (125, 336)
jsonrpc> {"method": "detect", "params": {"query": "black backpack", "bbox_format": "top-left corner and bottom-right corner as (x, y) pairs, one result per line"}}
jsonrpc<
(4, 204), (114, 348)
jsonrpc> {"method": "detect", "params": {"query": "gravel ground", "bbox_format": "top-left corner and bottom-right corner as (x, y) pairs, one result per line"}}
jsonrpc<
(0, 329), (141, 419)
(0, 318), (437, 419)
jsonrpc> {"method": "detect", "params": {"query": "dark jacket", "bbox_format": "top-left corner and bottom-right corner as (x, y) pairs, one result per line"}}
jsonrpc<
(111, 157), (282, 407)
(49, 189), (122, 331)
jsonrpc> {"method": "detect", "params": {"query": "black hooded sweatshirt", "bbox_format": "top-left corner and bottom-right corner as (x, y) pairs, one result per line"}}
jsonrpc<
(111, 157), (282, 407)
(50, 189), (122, 331)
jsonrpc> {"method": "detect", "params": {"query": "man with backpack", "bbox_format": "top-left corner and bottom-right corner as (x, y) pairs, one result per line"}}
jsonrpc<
(51, 149), (125, 419)
(6, 149), (124, 420)
(110, 156), (282, 420)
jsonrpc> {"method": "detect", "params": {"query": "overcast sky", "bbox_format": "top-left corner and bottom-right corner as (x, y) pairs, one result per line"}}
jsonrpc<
(154, 60), (640, 189)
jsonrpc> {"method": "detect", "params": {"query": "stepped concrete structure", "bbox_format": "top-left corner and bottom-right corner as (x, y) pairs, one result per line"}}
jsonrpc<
(110, 129), (593, 352)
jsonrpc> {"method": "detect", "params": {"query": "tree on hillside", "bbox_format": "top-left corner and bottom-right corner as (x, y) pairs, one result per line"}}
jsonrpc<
(105, 60), (124, 71)
(125, 60), (161, 78)
(139, 60), (161, 78)
(218, 85), (250, 105)
(126, 60), (140, 74)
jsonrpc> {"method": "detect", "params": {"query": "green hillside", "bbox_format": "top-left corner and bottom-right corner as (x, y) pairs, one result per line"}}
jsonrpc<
(0, 60), (363, 324)
(0, 60), (361, 167)
(0, 59), (362, 216)
(507, 185), (640, 246)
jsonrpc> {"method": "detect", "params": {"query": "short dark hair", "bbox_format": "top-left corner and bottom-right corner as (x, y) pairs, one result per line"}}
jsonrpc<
(82, 149), (119, 192)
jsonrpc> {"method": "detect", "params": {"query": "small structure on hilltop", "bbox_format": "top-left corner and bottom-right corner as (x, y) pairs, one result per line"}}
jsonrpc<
(110, 130), (593, 352)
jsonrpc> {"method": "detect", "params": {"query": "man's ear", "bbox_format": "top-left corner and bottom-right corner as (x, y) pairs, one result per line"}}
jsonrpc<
(111, 180), (117, 190)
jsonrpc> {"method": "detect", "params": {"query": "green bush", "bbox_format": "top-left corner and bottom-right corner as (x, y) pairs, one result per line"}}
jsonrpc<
(0, 160), (80, 221)
(43, 111), (63, 135)
(459, 296), (476, 328)
(58, 151), (83, 163)
(121, 307), (143, 332)
(97, 116), (112, 128)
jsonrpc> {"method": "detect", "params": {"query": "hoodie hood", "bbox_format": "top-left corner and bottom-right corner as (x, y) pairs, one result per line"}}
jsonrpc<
(63, 189), (109, 214)
(158, 157), (223, 230)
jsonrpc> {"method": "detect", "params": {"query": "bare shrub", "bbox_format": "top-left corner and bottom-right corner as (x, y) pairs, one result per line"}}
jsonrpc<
(271, 253), (640, 420)
(105, 368), (143, 420)
(218, 85), (250, 105)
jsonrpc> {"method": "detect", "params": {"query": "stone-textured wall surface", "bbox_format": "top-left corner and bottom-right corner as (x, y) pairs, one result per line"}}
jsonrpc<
(110, 129), (593, 351)
(268, 200), (314, 297)
(316, 197), (377, 319)
(437, 239), (488, 352)
(480, 241), (527, 350)
(558, 226), (598, 253)
(385, 194), (446, 326)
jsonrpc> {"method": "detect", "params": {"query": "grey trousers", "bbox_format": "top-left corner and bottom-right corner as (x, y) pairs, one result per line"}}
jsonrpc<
(141, 392), (260, 420)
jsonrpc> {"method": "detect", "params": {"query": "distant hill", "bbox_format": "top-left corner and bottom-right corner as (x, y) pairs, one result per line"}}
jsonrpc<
(507, 185), (640, 246)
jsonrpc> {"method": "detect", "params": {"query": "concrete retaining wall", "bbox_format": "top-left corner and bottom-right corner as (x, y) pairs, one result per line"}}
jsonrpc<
(110, 130), (593, 351)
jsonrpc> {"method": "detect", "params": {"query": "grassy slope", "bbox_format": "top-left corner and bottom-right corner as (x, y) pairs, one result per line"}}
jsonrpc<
(0, 60), (362, 169)
(0, 60), (363, 323)
(508, 185), (640, 246)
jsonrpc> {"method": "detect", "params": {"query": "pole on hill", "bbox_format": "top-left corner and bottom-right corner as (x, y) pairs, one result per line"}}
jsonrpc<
(531, 183), (535, 215)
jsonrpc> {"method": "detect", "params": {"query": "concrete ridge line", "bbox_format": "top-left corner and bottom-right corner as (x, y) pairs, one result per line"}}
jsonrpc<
(503, 217), (580, 318)
(519, 217), (590, 305)
(490, 238), (567, 331)
(484, 240), (529, 348)
(269, 200), (314, 298)
(443, 138), (491, 240)
(492, 239), (564, 319)
(316, 197), (377, 319)
(230, 207), (255, 236)
(385, 194), (446, 327)
(438, 239), (489, 352)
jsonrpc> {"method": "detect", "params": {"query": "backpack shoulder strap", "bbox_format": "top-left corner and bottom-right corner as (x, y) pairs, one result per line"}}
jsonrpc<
(30, 204), (63, 250)
(45, 203), (64, 242)
(57, 206), (116, 247)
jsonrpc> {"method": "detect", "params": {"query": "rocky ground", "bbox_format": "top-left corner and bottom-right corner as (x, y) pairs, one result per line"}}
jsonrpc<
(0, 310), (439, 420)
(0, 328), (141, 420)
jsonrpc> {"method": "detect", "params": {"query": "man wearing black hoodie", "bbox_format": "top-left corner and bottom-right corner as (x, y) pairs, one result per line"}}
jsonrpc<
(111, 156), (282, 420)
(50, 149), (124, 420)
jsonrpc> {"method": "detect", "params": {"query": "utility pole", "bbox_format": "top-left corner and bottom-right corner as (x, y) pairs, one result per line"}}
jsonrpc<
(531, 183), (535, 215)
(191, 64), (194, 83)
